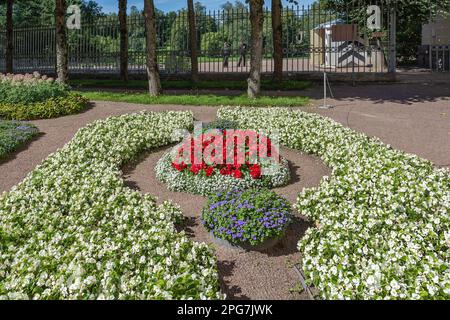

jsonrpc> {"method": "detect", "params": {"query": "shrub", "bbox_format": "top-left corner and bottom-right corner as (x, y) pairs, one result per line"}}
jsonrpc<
(202, 188), (292, 246)
(0, 120), (39, 159)
(0, 73), (89, 120)
(0, 111), (223, 300)
(218, 106), (450, 300)
(201, 32), (229, 56)
(0, 72), (69, 104)
(0, 93), (90, 120)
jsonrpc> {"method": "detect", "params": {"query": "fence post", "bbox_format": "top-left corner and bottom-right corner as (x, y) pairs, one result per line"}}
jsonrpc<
(388, 3), (397, 74)
(187, 0), (199, 83)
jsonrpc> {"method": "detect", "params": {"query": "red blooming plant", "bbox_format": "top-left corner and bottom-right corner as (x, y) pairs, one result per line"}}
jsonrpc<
(171, 130), (278, 180)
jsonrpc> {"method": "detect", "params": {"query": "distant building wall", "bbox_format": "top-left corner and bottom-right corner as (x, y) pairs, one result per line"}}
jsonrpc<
(422, 15), (450, 45)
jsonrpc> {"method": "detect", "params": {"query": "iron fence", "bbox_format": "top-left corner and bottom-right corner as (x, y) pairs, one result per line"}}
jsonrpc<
(0, 1), (395, 76)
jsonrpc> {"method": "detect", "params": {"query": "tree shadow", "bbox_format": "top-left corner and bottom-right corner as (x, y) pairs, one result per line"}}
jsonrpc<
(299, 82), (450, 105)
(177, 216), (198, 238)
(0, 132), (46, 165)
(218, 260), (250, 300)
(123, 179), (141, 192)
(261, 215), (311, 258)
(287, 159), (301, 184)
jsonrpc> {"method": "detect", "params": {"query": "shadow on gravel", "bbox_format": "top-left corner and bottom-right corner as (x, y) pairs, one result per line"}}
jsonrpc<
(218, 260), (250, 300)
(0, 132), (46, 166)
(261, 216), (311, 258)
(301, 83), (450, 105)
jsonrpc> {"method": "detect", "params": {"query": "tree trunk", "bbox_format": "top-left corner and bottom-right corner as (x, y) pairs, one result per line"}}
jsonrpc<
(119, 0), (128, 82)
(144, 0), (162, 96)
(55, 0), (68, 83)
(187, 0), (199, 83)
(247, 0), (264, 99)
(272, 0), (283, 82)
(5, 0), (13, 74)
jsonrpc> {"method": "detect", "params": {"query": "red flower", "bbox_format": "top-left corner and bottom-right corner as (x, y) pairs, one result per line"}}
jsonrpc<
(205, 166), (214, 177)
(233, 169), (243, 179)
(249, 164), (262, 179)
(190, 164), (201, 175)
(220, 167), (231, 176)
(172, 161), (187, 172)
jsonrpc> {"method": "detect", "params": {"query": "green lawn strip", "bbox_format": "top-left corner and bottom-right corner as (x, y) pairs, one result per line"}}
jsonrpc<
(0, 121), (39, 159)
(70, 79), (312, 91)
(79, 91), (310, 107)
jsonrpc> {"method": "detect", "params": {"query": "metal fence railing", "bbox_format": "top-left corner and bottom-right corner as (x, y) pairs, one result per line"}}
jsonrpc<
(0, 1), (395, 76)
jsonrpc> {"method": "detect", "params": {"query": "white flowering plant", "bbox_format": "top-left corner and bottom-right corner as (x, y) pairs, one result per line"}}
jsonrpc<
(0, 111), (223, 300)
(218, 107), (450, 300)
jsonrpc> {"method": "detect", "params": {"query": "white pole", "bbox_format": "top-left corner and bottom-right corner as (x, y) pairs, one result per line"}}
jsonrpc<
(324, 71), (327, 108)
(319, 72), (334, 109)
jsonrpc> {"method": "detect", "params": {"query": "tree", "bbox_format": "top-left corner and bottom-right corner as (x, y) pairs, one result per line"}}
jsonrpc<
(187, 0), (198, 82)
(144, 0), (162, 96)
(169, 11), (189, 53)
(55, 0), (68, 83)
(247, 0), (264, 99)
(272, 0), (282, 82)
(201, 32), (228, 55)
(119, 0), (128, 81)
(5, 0), (13, 73)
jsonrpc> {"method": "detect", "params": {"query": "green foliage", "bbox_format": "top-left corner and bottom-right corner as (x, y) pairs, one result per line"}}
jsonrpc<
(0, 120), (38, 160)
(70, 79), (312, 91)
(0, 0), (104, 27)
(201, 32), (229, 55)
(169, 11), (189, 53)
(0, 80), (70, 105)
(0, 93), (90, 120)
(202, 188), (292, 245)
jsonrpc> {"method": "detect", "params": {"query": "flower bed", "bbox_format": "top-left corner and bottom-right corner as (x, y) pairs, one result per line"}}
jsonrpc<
(155, 129), (291, 196)
(202, 189), (292, 247)
(218, 106), (450, 300)
(0, 72), (89, 120)
(0, 120), (38, 159)
(0, 111), (222, 300)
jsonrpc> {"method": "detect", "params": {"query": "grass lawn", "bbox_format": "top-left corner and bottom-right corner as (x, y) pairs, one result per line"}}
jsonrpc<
(79, 91), (310, 107)
(70, 79), (312, 91)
